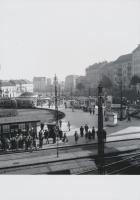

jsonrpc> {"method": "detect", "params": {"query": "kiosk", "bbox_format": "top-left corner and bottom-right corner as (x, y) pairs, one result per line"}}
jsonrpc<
(105, 112), (118, 127)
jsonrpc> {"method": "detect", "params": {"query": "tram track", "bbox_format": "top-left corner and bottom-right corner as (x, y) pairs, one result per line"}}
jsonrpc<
(0, 146), (140, 174)
(0, 137), (140, 174)
(77, 150), (140, 174)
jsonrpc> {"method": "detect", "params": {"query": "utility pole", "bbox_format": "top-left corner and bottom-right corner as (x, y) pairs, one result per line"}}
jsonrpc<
(97, 84), (105, 174)
(54, 74), (59, 157)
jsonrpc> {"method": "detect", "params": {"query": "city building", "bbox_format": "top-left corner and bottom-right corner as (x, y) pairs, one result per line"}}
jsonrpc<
(46, 78), (52, 88)
(64, 75), (79, 94)
(0, 81), (16, 98)
(33, 77), (47, 94)
(10, 79), (33, 96)
(0, 79), (33, 98)
(59, 81), (65, 96)
(113, 53), (132, 88)
(132, 44), (140, 76)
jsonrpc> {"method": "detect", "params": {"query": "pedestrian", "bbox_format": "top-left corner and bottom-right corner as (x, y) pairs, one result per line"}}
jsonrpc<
(89, 108), (92, 115)
(67, 121), (71, 131)
(84, 124), (89, 134)
(1, 136), (6, 151)
(64, 102), (67, 109)
(74, 131), (79, 144)
(103, 129), (107, 142)
(59, 120), (62, 128)
(96, 130), (99, 140)
(33, 138), (37, 150)
(92, 108), (95, 115)
(127, 114), (131, 122)
(63, 133), (68, 143)
(10, 137), (16, 151)
(28, 135), (33, 151)
(59, 129), (63, 140)
(44, 129), (49, 144)
(18, 134), (24, 149)
(91, 126), (95, 140)
(80, 126), (84, 137)
(25, 136), (29, 151)
(88, 130), (92, 140)
(39, 130), (44, 148)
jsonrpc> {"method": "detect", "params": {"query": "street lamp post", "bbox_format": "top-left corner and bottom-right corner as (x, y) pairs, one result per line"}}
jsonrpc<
(97, 84), (105, 174)
(54, 74), (59, 157)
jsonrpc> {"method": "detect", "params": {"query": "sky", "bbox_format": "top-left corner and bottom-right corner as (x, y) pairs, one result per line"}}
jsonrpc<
(0, 0), (140, 81)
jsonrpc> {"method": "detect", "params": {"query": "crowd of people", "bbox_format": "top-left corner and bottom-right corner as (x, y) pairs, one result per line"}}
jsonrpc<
(0, 119), (107, 152)
(74, 124), (107, 144)
(0, 122), (69, 152)
(0, 133), (37, 152)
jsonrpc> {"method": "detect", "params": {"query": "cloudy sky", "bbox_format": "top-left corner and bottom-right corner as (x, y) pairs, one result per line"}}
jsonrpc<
(0, 0), (140, 81)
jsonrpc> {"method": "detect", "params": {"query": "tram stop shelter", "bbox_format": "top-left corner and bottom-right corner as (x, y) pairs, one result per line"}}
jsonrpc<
(0, 116), (40, 138)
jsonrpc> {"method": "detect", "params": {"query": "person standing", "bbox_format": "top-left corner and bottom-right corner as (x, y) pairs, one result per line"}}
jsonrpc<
(103, 129), (107, 142)
(63, 133), (68, 143)
(44, 129), (49, 144)
(74, 131), (79, 144)
(127, 113), (131, 122)
(64, 102), (67, 109)
(59, 129), (63, 140)
(59, 120), (62, 128)
(80, 126), (84, 137)
(39, 130), (43, 148)
(91, 126), (95, 140)
(84, 124), (89, 134)
(33, 138), (37, 150)
(89, 108), (92, 115)
(67, 121), (71, 131)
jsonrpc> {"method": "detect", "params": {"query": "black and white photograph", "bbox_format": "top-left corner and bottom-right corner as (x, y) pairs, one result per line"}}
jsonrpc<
(1, 0), (140, 199)
(0, 0), (140, 183)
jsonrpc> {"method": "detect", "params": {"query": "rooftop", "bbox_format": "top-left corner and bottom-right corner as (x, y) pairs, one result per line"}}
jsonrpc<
(86, 61), (108, 71)
(114, 53), (132, 64)
(132, 44), (140, 53)
(19, 92), (37, 97)
(1, 81), (15, 87)
(0, 79), (32, 87)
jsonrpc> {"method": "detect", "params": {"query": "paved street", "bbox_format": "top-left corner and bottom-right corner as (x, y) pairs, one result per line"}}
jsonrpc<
(60, 107), (98, 134)
(38, 105), (140, 153)
(59, 106), (140, 136)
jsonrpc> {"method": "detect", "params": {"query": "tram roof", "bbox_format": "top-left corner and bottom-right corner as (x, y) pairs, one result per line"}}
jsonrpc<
(0, 117), (40, 125)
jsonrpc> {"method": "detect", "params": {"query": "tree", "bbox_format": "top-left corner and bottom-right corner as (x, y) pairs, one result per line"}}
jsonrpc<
(130, 75), (140, 86)
(76, 82), (85, 91)
(100, 75), (112, 89)
(76, 82), (85, 95)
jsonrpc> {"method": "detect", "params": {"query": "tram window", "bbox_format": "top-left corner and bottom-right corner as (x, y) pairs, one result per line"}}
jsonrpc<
(3, 125), (10, 133)
(31, 122), (36, 127)
(19, 123), (25, 130)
